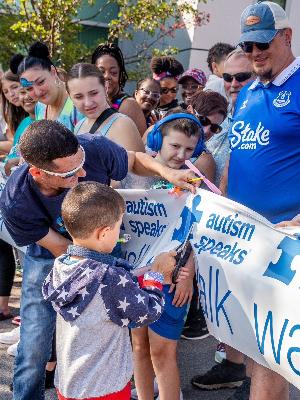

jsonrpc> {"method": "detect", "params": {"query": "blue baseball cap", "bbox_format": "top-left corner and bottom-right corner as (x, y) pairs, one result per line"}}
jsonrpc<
(239, 1), (290, 44)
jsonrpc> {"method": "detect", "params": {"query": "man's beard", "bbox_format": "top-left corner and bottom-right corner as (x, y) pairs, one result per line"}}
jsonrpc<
(256, 68), (273, 82)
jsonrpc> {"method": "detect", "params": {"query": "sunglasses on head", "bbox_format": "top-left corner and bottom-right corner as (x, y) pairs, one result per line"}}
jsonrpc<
(194, 110), (222, 134)
(39, 146), (86, 179)
(160, 87), (178, 95)
(222, 72), (253, 83)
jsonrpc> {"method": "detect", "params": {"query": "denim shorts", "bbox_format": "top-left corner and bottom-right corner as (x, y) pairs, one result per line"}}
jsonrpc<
(149, 284), (188, 340)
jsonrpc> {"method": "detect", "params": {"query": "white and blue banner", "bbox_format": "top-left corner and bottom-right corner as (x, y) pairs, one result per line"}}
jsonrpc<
(119, 188), (300, 390)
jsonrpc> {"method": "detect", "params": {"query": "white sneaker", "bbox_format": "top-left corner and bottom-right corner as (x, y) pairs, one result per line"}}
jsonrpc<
(7, 340), (19, 357)
(131, 378), (159, 399)
(0, 327), (20, 345)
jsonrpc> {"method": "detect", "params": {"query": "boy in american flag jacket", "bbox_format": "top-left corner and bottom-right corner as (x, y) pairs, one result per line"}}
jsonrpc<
(42, 182), (178, 400)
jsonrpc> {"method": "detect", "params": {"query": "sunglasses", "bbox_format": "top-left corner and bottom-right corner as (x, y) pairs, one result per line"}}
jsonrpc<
(222, 72), (253, 83)
(39, 146), (85, 179)
(139, 87), (160, 100)
(239, 40), (271, 53)
(194, 110), (222, 134)
(160, 87), (178, 95)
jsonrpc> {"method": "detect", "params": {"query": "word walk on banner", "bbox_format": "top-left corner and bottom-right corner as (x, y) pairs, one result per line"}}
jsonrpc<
(118, 188), (300, 390)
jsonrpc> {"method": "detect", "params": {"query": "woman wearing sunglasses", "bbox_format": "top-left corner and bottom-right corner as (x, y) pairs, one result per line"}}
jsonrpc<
(134, 78), (161, 127)
(151, 56), (184, 118)
(187, 90), (228, 183)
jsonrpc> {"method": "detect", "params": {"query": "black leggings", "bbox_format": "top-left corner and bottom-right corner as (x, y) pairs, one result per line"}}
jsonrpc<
(0, 239), (15, 296)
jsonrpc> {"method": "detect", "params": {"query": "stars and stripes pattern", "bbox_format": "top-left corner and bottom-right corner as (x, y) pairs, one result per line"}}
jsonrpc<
(43, 253), (165, 328)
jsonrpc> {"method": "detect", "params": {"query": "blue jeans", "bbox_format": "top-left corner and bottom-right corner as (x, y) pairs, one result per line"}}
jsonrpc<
(13, 253), (56, 400)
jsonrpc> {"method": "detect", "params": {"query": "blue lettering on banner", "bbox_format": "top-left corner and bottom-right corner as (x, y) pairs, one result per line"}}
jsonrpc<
(206, 213), (255, 242)
(287, 325), (300, 376)
(254, 303), (300, 376)
(254, 303), (289, 364)
(124, 243), (150, 265)
(194, 236), (248, 265)
(126, 197), (167, 218)
(197, 265), (233, 334)
(128, 220), (166, 238)
(263, 237), (300, 285)
(172, 194), (202, 243)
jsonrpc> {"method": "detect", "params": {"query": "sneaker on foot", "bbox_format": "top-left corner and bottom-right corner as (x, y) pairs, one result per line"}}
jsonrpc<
(181, 319), (209, 340)
(227, 377), (251, 400)
(215, 342), (227, 363)
(191, 360), (246, 390)
(131, 378), (159, 399)
(7, 341), (19, 357)
(0, 326), (20, 345)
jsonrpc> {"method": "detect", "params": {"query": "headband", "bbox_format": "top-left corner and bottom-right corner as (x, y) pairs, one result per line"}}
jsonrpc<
(152, 71), (180, 81)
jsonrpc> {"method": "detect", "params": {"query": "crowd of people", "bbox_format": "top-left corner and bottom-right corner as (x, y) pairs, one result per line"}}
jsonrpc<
(0, 1), (299, 400)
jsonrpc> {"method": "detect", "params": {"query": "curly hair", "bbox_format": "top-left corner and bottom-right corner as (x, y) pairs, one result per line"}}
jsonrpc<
(91, 43), (128, 90)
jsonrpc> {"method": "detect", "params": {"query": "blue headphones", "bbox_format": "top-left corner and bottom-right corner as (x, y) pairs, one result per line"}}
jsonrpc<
(147, 113), (205, 158)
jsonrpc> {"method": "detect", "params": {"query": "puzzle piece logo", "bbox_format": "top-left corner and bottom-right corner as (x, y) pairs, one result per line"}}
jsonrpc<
(263, 237), (300, 285)
(172, 194), (203, 243)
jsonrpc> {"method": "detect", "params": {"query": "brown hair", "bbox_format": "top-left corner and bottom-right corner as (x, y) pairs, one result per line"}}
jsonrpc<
(66, 63), (105, 92)
(0, 70), (27, 134)
(160, 108), (201, 138)
(190, 90), (228, 118)
(62, 182), (125, 239)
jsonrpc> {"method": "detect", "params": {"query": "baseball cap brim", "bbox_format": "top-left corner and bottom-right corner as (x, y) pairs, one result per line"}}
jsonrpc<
(239, 29), (277, 45)
(178, 74), (198, 84)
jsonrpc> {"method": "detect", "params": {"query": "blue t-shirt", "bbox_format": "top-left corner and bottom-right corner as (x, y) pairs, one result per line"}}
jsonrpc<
(0, 134), (128, 258)
(5, 116), (34, 161)
(228, 58), (300, 224)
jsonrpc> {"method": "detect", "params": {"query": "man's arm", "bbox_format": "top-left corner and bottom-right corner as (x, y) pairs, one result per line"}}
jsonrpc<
(219, 157), (230, 196)
(127, 151), (198, 193)
(36, 228), (72, 258)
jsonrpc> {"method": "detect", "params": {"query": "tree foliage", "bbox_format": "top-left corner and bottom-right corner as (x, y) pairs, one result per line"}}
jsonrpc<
(0, 0), (90, 70)
(0, 0), (209, 71)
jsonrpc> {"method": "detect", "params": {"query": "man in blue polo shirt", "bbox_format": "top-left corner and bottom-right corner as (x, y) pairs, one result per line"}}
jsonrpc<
(0, 119), (197, 400)
(192, 2), (300, 400)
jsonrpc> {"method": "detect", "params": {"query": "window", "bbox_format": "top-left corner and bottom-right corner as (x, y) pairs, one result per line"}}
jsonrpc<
(270, 0), (286, 9)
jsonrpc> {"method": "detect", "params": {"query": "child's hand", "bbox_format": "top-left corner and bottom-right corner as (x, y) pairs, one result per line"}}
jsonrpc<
(152, 250), (177, 277)
(175, 266), (191, 282)
(169, 274), (194, 307)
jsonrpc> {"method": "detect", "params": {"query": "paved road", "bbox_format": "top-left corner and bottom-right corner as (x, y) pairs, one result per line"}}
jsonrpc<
(1, 277), (299, 399)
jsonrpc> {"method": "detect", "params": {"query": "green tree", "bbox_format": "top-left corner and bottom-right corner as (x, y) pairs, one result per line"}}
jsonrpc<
(0, 0), (209, 71)
(108, 0), (209, 64)
(0, 0), (89, 70)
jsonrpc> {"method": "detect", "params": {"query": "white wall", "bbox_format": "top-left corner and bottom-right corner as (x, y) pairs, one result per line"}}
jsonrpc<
(189, 0), (300, 74)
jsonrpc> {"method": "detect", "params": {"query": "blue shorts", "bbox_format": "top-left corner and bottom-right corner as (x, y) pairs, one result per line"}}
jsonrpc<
(149, 285), (188, 340)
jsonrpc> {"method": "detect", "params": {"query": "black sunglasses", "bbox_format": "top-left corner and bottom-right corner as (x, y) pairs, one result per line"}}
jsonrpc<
(222, 72), (253, 83)
(194, 111), (222, 134)
(160, 87), (178, 95)
(239, 41), (271, 53)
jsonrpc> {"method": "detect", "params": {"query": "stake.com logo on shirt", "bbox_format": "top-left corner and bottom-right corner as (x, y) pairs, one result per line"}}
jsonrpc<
(230, 120), (270, 150)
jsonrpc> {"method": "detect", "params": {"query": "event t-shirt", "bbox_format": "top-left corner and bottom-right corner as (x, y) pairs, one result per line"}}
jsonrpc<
(228, 57), (300, 224)
(35, 97), (83, 132)
(0, 134), (128, 258)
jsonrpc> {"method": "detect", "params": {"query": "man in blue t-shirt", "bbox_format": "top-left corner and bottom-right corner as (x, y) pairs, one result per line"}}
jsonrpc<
(192, 2), (300, 400)
(0, 119), (197, 400)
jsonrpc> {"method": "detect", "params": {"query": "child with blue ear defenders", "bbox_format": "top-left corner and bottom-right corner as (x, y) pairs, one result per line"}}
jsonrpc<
(126, 112), (204, 400)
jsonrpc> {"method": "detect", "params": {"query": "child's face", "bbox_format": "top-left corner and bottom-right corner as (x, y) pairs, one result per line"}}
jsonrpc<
(157, 129), (199, 169)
